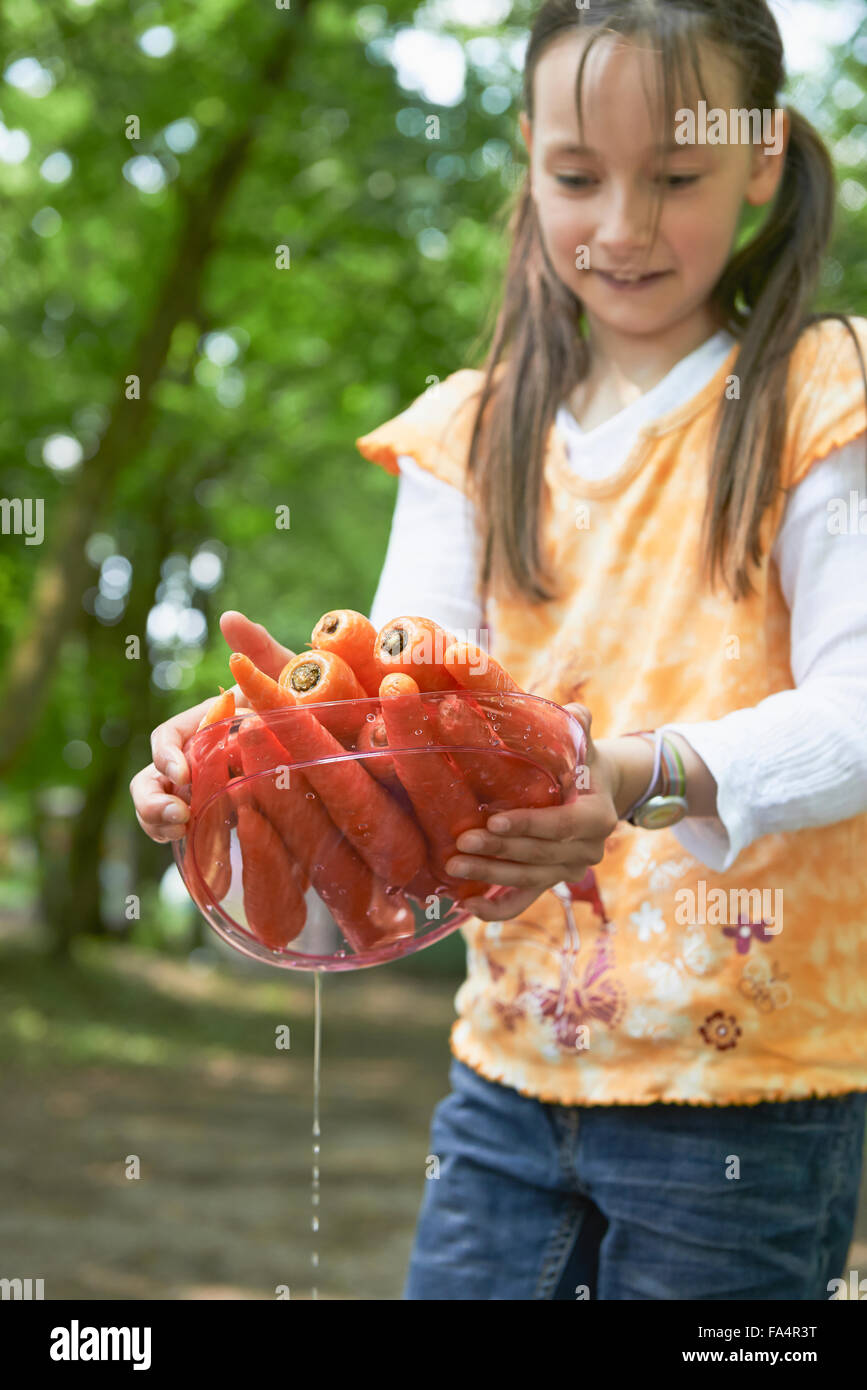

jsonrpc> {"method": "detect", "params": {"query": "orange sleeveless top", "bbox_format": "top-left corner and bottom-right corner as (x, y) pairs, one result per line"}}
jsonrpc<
(356, 319), (867, 1106)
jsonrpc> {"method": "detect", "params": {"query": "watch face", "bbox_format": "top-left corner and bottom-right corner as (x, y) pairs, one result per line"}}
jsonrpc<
(635, 797), (688, 830)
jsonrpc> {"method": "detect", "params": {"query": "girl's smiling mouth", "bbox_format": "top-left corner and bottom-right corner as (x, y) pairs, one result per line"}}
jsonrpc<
(595, 269), (673, 290)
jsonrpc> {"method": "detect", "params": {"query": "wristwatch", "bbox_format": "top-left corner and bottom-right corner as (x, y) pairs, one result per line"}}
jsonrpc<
(622, 729), (688, 829)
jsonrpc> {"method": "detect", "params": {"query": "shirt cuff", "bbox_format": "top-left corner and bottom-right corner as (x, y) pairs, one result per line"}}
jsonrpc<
(657, 722), (750, 873)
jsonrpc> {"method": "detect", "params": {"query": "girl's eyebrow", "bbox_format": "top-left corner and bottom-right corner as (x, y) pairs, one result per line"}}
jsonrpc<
(546, 139), (694, 155)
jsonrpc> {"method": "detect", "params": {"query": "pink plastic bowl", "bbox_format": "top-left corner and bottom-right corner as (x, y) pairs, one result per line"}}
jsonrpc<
(173, 690), (587, 972)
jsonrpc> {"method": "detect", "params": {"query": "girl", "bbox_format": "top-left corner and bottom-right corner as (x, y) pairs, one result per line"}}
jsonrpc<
(132, 0), (867, 1300)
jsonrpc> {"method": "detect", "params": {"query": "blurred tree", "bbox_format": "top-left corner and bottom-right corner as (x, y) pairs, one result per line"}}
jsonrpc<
(0, 0), (863, 958)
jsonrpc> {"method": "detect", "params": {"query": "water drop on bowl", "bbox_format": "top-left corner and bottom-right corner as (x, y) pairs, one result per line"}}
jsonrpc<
(305, 791), (315, 799)
(365, 711), (376, 722)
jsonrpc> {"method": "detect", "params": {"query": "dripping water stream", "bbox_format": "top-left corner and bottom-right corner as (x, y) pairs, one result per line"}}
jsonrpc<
(311, 969), (322, 1298)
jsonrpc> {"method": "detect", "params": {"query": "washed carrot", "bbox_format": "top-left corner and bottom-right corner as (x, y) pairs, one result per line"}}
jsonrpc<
(376, 616), (461, 692)
(279, 649), (366, 703)
(226, 724), (243, 779)
(442, 641), (520, 694)
(378, 673), (490, 900)
(434, 692), (560, 814)
(236, 717), (414, 952)
(310, 610), (384, 697)
(266, 704), (427, 888)
(355, 711), (402, 792)
(196, 686), (235, 731)
(236, 801), (307, 949)
(185, 723), (234, 906)
(278, 649), (368, 740)
(229, 652), (297, 713)
(442, 642), (576, 777)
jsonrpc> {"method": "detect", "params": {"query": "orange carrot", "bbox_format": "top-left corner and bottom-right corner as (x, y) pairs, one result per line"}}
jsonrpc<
(236, 801), (307, 950)
(279, 649), (366, 703)
(266, 705), (427, 888)
(434, 692), (560, 814)
(186, 724), (234, 906)
(376, 616), (461, 692)
(278, 649), (368, 739)
(378, 673), (490, 900)
(236, 717), (414, 951)
(310, 610), (384, 697)
(226, 724), (243, 779)
(355, 711), (402, 793)
(442, 641), (520, 694)
(229, 652), (297, 712)
(443, 643), (575, 776)
(196, 686), (235, 731)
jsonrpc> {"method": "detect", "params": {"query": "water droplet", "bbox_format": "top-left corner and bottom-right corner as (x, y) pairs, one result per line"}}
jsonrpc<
(384, 883), (399, 895)
(365, 711), (376, 721)
(305, 791), (315, 800)
(336, 949), (346, 958)
(311, 1216), (319, 1232)
(413, 728), (422, 736)
(478, 803), (488, 812)
(313, 1143), (320, 1154)
(312, 1253), (319, 1267)
(312, 1192), (320, 1206)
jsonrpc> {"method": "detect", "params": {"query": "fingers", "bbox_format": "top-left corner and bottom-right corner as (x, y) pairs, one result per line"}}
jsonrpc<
(129, 762), (190, 843)
(445, 853), (563, 888)
(149, 700), (213, 787)
(459, 884), (548, 922)
(220, 611), (295, 682)
(482, 795), (617, 844)
(562, 701), (592, 735)
(454, 827), (604, 868)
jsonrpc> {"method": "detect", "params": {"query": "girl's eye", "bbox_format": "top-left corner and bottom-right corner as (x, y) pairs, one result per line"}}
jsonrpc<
(555, 174), (595, 188)
(658, 174), (700, 187)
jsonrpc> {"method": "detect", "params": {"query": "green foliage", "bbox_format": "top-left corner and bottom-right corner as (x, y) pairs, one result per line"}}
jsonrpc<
(0, 0), (863, 958)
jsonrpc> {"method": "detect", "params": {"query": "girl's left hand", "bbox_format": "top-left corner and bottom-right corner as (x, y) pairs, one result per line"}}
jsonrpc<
(445, 703), (621, 922)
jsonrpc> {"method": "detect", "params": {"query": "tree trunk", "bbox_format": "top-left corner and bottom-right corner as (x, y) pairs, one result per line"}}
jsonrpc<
(0, 3), (313, 775)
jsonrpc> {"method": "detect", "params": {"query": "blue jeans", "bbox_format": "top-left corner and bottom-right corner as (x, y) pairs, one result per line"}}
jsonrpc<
(403, 1057), (867, 1300)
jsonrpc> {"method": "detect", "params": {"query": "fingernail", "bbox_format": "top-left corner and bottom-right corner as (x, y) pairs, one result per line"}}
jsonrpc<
(488, 816), (509, 832)
(446, 858), (465, 876)
(166, 760), (184, 783)
(163, 803), (188, 823)
(459, 833), (484, 851)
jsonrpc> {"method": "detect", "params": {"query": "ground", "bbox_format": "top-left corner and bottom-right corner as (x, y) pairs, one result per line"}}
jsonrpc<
(1, 938), (865, 1300)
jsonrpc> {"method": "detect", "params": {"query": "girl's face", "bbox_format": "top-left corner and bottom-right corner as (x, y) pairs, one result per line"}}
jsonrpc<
(520, 32), (787, 352)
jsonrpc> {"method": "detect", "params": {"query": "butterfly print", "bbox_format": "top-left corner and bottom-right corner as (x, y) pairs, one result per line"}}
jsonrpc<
(525, 928), (627, 1048)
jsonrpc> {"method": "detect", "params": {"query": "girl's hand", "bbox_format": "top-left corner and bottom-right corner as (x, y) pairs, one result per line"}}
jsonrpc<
(445, 703), (621, 922)
(129, 611), (294, 843)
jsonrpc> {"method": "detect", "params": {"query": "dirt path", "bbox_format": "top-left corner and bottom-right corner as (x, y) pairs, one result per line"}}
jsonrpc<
(1, 943), (864, 1299)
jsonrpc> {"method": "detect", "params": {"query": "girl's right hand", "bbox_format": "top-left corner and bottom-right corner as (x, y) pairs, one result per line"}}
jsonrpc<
(129, 611), (296, 843)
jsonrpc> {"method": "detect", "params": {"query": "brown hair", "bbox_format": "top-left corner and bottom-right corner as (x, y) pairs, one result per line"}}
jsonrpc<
(464, 0), (867, 604)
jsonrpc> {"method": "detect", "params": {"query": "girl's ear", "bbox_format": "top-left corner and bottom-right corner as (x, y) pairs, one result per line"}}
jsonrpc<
(744, 108), (789, 208)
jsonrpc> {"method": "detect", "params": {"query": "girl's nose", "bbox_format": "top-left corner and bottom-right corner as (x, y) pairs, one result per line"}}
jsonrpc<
(594, 185), (654, 260)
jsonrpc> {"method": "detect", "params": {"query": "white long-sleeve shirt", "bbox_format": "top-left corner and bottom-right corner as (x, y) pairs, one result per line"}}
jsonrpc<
(368, 329), (867, 873)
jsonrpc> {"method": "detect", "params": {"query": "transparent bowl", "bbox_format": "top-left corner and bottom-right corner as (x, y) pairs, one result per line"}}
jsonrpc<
(173, 689), (587, 972)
